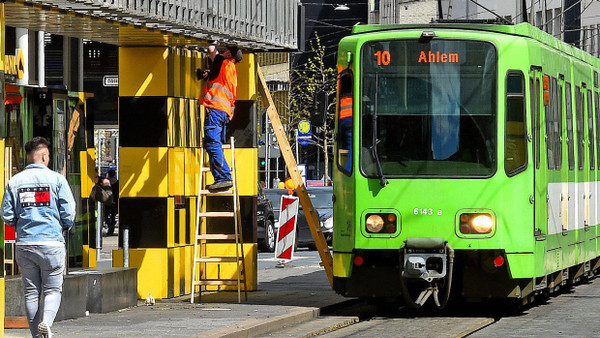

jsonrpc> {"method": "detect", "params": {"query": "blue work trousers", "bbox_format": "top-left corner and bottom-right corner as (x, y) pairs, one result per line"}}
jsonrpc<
(204, 108), (232, 182)
(16, 244), (65, 337)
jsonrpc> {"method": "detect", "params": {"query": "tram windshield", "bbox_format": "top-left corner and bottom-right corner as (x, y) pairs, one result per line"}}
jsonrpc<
(359, 39), (497, 177)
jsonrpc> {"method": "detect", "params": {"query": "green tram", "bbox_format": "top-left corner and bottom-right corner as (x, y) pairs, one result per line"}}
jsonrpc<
(331, 22), (600, 308)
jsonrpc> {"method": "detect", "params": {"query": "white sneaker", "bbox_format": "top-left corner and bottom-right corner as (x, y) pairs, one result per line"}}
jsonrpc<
(38, 321), (52, 338)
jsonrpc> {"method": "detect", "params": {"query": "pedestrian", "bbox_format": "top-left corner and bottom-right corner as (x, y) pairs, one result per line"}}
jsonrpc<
(198, 42), (242, 190)
(1, 136), (76, 338)
(104, 168), (119, 236)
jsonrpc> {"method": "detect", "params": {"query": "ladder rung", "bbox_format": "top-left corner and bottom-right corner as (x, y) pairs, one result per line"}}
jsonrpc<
(193, 279), (242, 286)
(221, 144), (232, 149)
(197, 234), (240, 240)
(199, 189), (235, 196)
(201, 167), (211, 172)
(195, 256), (242, 263)
(198, 212), (235, 218)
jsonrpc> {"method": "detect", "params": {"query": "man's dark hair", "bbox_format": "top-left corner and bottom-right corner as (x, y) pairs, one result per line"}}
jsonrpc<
(108, 169), (116, 177)
(227, 45), (243, 63)
(25, 137), (50, 155)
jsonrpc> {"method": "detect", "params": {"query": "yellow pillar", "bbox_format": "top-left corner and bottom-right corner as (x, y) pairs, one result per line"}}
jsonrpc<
(1, 4), (6, 331)
(117, 47), (260, 299)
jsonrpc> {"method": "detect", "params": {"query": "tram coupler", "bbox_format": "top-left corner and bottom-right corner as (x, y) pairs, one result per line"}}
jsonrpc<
(402, 237), (448, 282)
(399, 238), (455, 309)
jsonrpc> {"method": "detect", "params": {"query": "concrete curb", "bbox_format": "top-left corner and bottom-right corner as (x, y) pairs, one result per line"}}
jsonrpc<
(302, 316), (359, 337)
(201, 306), (320, 338)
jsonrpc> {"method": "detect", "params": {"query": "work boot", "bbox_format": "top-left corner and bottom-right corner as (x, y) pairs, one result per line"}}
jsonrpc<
(207, 180), (233, 191)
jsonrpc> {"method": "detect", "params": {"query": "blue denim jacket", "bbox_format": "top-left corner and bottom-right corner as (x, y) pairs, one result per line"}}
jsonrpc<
(1, 163), (76, 243)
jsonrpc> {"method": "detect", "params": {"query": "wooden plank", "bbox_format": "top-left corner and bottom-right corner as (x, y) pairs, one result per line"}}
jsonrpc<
(5, 316), (29, 329)
(197, 234), (240, 240)
(198, 212), (235, 218)
(194, 280), (241, 286)
(198, 189), (235, 196)
(256, 64), (334, 286)
(195, 257), (241, 263)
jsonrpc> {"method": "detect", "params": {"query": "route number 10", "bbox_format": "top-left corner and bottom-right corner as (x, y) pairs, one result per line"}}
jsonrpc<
(374, 50), (391, 66)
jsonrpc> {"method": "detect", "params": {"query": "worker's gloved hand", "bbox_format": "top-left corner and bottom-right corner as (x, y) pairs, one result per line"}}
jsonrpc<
(196, 69), (210, 81)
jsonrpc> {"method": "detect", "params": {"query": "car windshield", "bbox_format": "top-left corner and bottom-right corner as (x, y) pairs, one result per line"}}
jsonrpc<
(360, 39), (497, 177)
(265, 192), (284, 210)
(307, 190), (333, 208)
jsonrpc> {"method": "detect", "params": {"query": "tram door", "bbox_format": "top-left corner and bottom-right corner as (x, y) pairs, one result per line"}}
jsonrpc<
(530, 67), (548, 239)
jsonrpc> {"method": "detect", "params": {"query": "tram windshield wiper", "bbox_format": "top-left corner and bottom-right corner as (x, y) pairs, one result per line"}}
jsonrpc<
(371, 70), (388, 187)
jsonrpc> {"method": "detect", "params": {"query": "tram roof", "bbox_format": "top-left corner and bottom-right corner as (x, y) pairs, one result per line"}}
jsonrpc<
(351, 22), (600, 67)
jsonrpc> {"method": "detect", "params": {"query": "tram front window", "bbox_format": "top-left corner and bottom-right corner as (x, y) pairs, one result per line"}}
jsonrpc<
(360, 39), (497, 177)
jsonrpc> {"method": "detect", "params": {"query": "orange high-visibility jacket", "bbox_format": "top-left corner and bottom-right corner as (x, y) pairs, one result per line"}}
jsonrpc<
(201, 59), (238, 118)
(339, 96), (353, 119)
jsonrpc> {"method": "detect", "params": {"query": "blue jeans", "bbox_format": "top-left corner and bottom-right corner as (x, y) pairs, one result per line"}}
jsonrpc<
(204, 108), (232, 182)
(16, 245), (65, 337)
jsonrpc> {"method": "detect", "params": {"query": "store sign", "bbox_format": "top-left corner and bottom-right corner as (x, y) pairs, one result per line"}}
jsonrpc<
(5, 49), (24, 79)
(103, 75), (119, 87)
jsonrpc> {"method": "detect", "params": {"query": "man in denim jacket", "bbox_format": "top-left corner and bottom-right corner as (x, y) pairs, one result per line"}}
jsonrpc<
(1, 136), (75, 338)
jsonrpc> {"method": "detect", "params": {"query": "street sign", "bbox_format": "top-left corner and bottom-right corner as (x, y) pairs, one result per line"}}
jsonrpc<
(297, 164), (306, 185)
(275, 195), (299, 261)
(298, 119), (312, 146)
(103, 75), (119, 87)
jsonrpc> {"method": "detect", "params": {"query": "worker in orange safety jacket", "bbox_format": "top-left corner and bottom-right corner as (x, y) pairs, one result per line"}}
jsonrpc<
(198, 43), (242, 190)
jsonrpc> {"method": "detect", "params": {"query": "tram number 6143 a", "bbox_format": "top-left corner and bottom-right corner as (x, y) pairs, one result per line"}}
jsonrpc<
(414, 208), (443, 216)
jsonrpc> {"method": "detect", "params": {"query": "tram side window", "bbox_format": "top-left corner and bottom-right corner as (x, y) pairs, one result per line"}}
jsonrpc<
(555, 79), (563, 170)
(550, 77), (562, 170)
(575, 86), (584, 171)
(337, 69), (353, 175)
(596, 91), (600, 166)
(587, 89), (595, 170)
(505, 72), (527, 176)
(566, 82), (575, 170)
(534, 78), (541, 169)
(545, 75), (555, 170)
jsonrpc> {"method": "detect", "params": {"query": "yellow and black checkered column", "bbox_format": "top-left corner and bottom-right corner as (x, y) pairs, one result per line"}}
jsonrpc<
(115, 47), (202, 299)
(116, 47), (261, 299)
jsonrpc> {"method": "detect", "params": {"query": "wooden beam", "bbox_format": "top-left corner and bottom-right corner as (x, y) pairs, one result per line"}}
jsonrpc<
(256, 64), (334, 286)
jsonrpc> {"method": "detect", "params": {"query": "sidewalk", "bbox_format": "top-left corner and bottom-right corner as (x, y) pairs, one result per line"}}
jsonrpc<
(5, 247), (348, 337)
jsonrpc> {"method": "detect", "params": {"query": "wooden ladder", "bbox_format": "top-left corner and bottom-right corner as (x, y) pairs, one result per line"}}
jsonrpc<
(191, 136), (247, 303)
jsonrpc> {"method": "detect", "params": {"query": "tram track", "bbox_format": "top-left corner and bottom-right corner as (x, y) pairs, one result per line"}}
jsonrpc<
(317, 298), (502, 337)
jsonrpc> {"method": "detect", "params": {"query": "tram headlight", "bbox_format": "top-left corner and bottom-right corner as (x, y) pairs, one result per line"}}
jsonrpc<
(459, 213), (494, 234)
(365, 213), (398, 233)
(366, 214), (385, 233)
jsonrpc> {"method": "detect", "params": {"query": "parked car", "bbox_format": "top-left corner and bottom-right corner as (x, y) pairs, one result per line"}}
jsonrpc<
(265, 186), (333, 249)
(306, 186), (333, 245)
(257, 184), (276, 252)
